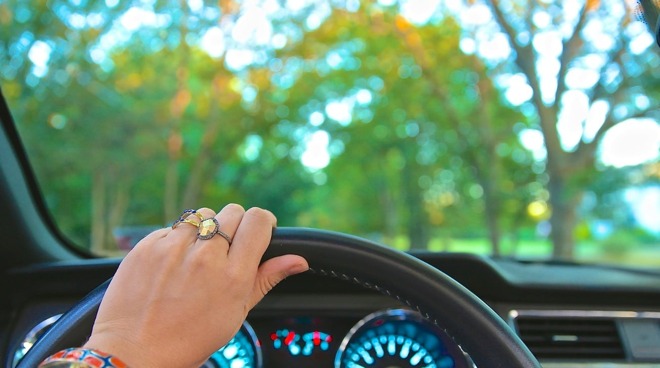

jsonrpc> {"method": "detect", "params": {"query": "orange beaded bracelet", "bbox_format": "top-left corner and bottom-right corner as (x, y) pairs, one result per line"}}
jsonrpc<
(39, 348), (128, 368)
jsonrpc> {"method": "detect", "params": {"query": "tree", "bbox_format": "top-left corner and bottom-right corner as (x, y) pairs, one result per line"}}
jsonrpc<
(474, 0), (660, 258)
(1, 0), (290, 253)
(265, 6), (536, 252)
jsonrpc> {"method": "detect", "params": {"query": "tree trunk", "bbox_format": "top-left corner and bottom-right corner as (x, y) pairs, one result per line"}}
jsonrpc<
(164, 155), (180, 224)
(548, 172), (579, 259)
(482, 185), (502, 256)
(181, 111), (224, 208)
(379, 186), (398, 244)
(472, 162), (502, 256)
(90, 171), (106, 254)
(108, 181), (130, 252)
(166, 9), (190, 221)
(407, 200), (430, 250)
(402, 159), (430, 250)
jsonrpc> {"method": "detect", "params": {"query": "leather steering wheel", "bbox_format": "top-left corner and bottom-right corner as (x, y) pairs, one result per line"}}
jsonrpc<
(18, 228), (540, 367)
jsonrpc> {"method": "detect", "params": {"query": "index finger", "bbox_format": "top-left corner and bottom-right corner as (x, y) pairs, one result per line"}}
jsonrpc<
(227, 207), (277, 267)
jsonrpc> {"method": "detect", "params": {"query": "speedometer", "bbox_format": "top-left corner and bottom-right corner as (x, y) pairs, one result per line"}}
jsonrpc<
(335, 309), (470, 368)
(202, 321), (262, 368)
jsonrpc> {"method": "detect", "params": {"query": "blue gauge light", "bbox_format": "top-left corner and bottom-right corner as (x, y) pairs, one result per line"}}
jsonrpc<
(301, 331), (332, 356)
(335, 309), (470, 368)
(271, 329), (302, 356)
(271, 329), (333, 357)
(203, 321), (262, 368)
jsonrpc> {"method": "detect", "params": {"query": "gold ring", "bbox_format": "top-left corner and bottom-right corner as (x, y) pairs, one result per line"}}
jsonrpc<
(172, 209), (203, 229)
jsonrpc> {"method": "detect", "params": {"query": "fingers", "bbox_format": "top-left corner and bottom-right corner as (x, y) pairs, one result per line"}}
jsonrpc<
(167, 205), (272, 258)
(188, 204), (244, 260)
(229, 207), (277, 265)
(163, 204), (306, 302)
(248, 255), (309, 308)
(212, 203), (245, 247)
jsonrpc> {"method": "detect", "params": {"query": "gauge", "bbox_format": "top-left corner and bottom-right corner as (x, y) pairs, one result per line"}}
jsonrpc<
(12, 314), (62, 367)
(335, 309), (470, 368)
(202, 321), (262, 368)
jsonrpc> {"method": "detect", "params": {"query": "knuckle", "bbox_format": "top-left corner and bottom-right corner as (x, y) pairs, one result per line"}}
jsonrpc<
(187, 248), (215, 270)
(245, 207), (276, 224)
(225, 264), (250, 282)
(258, 276), (279, 296)
(196, 207), (216, 219)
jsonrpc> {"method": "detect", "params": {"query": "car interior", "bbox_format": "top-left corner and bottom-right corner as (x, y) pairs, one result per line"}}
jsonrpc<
(1, 0), (659, 367)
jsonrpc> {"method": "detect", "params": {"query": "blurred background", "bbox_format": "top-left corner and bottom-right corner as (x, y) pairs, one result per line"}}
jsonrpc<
(1, 0), (658, 266)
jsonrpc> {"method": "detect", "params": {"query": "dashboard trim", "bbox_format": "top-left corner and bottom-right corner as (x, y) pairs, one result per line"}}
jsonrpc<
(508, 308), (660, 364)
(508, 309), (660, 320)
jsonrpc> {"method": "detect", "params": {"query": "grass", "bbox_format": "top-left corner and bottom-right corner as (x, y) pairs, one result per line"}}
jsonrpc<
(384, 236), (660, 267)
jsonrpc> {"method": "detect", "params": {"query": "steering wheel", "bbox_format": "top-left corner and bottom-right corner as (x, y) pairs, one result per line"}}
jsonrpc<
(18, 228), (540, 367)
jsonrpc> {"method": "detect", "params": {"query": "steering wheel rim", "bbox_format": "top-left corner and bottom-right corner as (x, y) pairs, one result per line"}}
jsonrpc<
(18, 227), (540, 367)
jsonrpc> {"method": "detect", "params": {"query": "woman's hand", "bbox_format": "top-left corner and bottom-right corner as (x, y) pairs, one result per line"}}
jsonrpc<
(83, 204), (309, 368)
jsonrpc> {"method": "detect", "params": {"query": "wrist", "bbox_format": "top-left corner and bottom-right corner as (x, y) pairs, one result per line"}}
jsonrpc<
(39, 348), (128, 368)
(83, 333), (160, 368)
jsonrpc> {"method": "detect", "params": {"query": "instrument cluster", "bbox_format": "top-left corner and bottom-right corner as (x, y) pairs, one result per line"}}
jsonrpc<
(12, 308), (471, 367)
(205, 308), (471, 368)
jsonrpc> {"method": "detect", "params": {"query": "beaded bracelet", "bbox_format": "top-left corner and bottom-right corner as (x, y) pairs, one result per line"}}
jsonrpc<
(39, 348), (128, 368)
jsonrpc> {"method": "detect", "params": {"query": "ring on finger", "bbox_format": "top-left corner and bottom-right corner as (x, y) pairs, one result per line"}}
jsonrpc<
(172, 209), (204, 229)
(197, 217), (233, 245)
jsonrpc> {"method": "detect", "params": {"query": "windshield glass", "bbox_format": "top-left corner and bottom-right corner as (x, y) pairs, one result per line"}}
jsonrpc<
(1, 0), (659, 265)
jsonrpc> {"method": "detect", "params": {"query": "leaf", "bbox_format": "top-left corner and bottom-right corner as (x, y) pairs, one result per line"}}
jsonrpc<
(586, 0), (601, 12)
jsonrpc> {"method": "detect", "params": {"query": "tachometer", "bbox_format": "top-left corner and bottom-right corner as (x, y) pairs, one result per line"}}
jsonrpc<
(202, 321), (262, 368)
(335, 309), (470, 368)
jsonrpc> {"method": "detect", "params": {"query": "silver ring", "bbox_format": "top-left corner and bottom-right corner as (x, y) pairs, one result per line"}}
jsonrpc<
(197, 217), (233, 244)
(215, 229), (233, 245)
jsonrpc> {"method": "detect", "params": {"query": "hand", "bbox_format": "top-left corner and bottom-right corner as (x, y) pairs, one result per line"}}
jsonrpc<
(83, 204), (309, 368)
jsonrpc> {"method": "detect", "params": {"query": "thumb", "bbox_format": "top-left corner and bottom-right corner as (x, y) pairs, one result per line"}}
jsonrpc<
(250, 255), (309, 308)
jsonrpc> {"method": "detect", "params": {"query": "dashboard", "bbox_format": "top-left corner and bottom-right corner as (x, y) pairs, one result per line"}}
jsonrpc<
(7, 286), (472, 367)
(4, 253), (660, 367)
(206, 308), (469, 367)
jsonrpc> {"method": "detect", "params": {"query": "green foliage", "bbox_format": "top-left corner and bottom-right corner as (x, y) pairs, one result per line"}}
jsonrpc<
(601, 229), (652, 255)
(1, 0), (657, 263)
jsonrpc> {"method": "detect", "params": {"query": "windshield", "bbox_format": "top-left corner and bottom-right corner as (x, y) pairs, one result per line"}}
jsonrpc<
(1, 0), (658, 266)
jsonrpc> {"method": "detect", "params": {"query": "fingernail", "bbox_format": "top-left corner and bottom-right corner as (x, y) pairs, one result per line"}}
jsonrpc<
(289, 262), (309, 275)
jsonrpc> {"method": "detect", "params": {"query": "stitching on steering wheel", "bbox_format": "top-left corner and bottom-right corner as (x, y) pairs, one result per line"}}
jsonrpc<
(309, 267), (439, 325)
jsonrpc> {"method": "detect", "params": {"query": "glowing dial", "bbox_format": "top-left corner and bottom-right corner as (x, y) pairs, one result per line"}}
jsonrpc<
(335, 309), (470, 368)
(203, 321), (262, 368)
